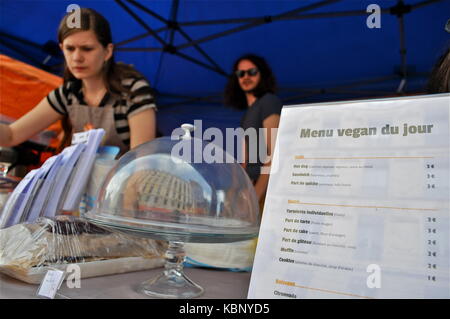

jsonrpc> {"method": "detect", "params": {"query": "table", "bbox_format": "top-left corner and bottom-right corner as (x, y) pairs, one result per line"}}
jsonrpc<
(0, 267), (252, 299)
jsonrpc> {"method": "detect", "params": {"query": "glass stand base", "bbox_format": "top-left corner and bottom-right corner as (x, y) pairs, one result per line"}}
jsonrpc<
(139, 269), (204, 299)
(138, 241), (204, 299)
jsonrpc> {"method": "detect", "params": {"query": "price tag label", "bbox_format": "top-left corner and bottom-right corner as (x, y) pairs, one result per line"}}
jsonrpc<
(36, 269), (66, 299)
(72, 131), (90, 145)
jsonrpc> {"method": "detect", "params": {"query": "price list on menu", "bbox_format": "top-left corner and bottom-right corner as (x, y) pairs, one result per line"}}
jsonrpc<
(248, 94), (450, 299)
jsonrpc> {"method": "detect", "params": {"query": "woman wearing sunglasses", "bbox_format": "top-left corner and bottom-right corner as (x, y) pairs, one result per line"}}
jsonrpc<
(224, 54), (283, 209)
(0, 8), (156, 156)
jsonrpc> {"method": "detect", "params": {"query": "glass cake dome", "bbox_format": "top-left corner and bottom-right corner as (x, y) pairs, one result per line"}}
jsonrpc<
(84, 124), (260, 298)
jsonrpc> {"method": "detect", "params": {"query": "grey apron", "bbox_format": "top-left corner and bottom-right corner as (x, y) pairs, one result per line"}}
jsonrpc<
(67, 103), (128, 156)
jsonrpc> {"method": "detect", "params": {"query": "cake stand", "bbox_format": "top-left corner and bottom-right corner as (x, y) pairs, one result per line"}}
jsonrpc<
(84, 125), (260, 298)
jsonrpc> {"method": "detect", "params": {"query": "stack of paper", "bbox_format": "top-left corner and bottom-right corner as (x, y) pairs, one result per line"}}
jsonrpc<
(0, 129), (105, 228)
(41, 143), (85, 219)
(61, 129), (105, 211)
(0, 170), (38, 228)
(24, 155), (62, 222)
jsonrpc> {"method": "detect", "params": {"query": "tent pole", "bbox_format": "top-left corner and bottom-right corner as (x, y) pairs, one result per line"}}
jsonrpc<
(178, 9), (389, 27)
(172, 1), (442, 28)
(168, 0), (180, 45)
(0, 40), (44, 67)
(114, 0), (440, 47)
(411, 0), (444, 10)
(176, 28), (227, 76)
(151, 0), (180, 89)
(390, 0), (411, 93)
(0, 31), (42, 50)
(115, 26), (168, 47)
(116, 47), (162, 52)
(170, 1), (442, 27)
(398, 5), (408, 89)
(175, 0), (341, 51)
(116, 0), (226, 76)
(112, 0), (440, 93)
(114, 8), (376, 49)
(125, 0), (170, 24)
(115, 0), (168, 46)
(173, 51), (227, 75)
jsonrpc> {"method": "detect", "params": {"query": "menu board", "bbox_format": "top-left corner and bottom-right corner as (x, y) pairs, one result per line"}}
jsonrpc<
(248, 94), (450, 299)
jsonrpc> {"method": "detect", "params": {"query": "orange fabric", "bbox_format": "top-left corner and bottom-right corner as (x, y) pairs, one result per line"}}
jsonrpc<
(0, 54), (63, 150)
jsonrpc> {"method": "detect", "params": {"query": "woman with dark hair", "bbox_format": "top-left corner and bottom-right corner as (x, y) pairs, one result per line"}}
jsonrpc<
(224, 54), (283, 206)
(224, 54), (277, 110)
(427, 47), (450, 93)
(0, 8), (156, 156)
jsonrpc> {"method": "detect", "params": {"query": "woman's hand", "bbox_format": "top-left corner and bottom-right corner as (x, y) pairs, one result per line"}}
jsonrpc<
(0, 97), (62, 147)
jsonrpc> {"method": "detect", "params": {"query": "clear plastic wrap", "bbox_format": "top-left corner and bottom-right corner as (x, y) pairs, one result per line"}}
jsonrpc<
(0, 215), (166, 284)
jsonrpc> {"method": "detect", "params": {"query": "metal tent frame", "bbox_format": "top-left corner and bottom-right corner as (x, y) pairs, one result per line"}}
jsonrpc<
(0, 0), (446, 108)
(112, 0), (443, 107)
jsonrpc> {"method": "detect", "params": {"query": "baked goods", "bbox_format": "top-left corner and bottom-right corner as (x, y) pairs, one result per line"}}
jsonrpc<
(0, 215), (166, 280)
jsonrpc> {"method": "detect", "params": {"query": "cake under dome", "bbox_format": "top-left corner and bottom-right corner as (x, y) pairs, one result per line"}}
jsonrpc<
(85, 133), (259, 243)
(84, 125), (260, 298)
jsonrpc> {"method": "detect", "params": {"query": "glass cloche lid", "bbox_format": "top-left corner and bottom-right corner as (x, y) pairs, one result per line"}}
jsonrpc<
(84, 124), (260, 243)
(84, 124), (260, 298)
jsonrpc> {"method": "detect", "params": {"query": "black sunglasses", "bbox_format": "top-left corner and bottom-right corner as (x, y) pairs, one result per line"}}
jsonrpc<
(235, 68), (259, 78)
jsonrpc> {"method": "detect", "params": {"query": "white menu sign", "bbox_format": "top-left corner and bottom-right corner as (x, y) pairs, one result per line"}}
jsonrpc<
(248, 94), (450, 299)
